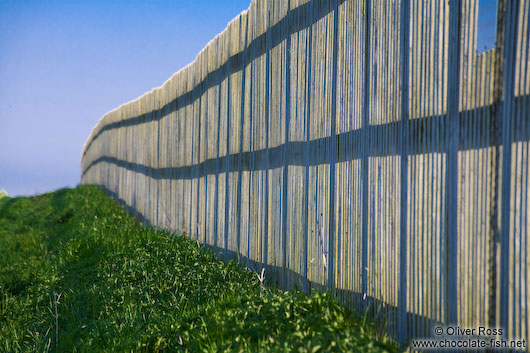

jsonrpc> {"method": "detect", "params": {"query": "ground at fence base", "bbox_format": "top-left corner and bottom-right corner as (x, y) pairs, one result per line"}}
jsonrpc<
(0, 185), (398, 352)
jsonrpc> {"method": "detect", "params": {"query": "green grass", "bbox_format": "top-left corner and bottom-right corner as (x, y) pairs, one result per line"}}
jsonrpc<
(0, 185), (398, 352)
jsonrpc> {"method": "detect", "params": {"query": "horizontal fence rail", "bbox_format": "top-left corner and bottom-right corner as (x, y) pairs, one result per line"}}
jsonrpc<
(81, 0), (530, 348)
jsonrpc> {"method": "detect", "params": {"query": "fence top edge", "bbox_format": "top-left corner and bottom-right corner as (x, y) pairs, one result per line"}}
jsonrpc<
(81, 1), (254, 160)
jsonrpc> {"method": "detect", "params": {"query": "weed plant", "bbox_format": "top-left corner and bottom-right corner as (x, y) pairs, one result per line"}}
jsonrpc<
(0, 185), (398, 352)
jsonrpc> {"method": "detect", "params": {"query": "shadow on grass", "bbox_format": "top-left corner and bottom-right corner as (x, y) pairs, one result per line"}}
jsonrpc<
(94, 184), (434, 346)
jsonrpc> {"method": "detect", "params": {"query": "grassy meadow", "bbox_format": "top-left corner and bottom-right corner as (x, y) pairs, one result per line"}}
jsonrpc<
(0, 185), (398, 352)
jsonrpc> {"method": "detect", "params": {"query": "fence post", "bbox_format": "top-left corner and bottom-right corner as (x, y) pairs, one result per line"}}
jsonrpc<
(446, 0), (462, 326)
(398, 0), (410, 346)
(499, 0), (520, 337)
(487, 0), (506, 334)
(282, 0), (292, 290)
(327, 0), (340, 294)
(361, 0), (372, 309)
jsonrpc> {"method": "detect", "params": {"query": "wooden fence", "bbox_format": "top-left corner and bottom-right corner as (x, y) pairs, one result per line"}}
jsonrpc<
(82, 0), (530, 347)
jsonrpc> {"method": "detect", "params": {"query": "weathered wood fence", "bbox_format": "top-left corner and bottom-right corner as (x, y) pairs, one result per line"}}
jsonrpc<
(82, 0), (530, 347)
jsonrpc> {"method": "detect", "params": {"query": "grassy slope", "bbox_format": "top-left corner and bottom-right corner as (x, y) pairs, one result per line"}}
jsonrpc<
(0, 185), (397, 352)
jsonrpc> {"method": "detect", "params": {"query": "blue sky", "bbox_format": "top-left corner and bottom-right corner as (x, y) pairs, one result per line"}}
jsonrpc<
(0, 0), (497, 197)
(0, 0), (251, 196)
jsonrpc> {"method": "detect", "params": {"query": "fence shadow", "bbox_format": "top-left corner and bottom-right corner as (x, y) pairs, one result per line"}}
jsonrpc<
(99, 183), (440, 344)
